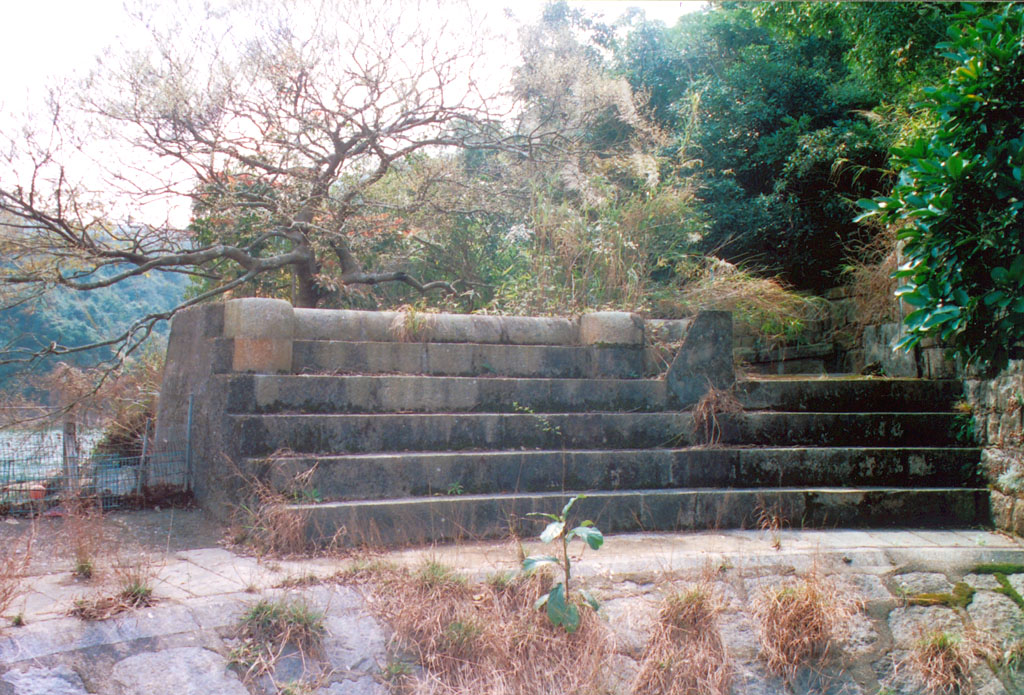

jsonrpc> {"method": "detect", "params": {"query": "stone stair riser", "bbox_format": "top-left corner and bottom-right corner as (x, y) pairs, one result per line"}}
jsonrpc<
(253, 447), (982, 501)
(292, 341), (644, 378)
(296, 488), (990, 547)
(225, 374), (670, 415)
(230, 411), (963, 456)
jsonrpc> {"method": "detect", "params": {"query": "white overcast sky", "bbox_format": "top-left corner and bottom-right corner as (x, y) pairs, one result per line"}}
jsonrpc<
(0, 0), (704, 109)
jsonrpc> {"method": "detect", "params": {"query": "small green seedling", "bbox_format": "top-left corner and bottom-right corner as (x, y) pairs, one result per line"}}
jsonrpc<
(522, 495), (603, 633)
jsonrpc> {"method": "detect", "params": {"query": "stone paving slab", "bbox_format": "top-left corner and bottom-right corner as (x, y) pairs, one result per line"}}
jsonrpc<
(1, 527), (1024, 695)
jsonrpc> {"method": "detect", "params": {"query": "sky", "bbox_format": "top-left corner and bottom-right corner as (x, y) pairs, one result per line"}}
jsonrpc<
(0, 0), (705, 108)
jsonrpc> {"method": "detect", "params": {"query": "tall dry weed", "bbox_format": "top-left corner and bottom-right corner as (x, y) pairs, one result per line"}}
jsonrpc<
(0, 521), (35, 619)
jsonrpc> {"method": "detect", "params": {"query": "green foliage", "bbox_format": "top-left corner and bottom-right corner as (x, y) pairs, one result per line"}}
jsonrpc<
(0, 266), (186, 396)
(522, 495), (603, 633)
(858, 4), (1024, 371)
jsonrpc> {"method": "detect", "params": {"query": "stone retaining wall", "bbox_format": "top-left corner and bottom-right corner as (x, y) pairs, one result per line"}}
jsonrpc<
(964, 360), (1024, 533)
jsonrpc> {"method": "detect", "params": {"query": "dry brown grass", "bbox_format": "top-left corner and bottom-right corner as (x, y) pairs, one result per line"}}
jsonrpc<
(65, 500), (106, 580)
(901, 629), (993, 695)
(752, 573), (860, 682)
(228, 453), (314, 558)
(844, 226), (901, 330)
(632, 583), (732, 695)
(692, 385), (743, 446)
(670, 257), (826, 346)
(365, 562), (614, 694)
(0, 521), (34, 620)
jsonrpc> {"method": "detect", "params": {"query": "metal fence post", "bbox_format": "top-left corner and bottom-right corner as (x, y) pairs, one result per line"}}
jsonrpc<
(186, 393), (195, 492)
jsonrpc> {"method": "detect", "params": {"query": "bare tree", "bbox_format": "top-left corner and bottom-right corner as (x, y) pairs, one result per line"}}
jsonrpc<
(0, 0), (521, 371)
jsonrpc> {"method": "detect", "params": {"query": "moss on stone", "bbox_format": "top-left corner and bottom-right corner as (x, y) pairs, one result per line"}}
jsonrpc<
(971, 562), (1024, 575)
(993, 574), (1024, 611)
(909, 582), (976, 609)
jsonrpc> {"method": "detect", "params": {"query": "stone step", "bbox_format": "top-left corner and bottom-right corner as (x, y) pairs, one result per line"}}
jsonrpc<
(223, 374), (670, 414)
(223, 374), (964, 415)
(295, 487), (991, 547)
(736, 377), (964, 412)
(252, 447), (981, 501)
(292, 340), (644, 379)
(230, 411), (963, 456)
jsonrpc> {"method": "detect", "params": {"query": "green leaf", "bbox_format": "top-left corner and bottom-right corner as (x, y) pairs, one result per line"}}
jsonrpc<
(985, 291), (1007, 306)
(561, 495), (585, 518)
(546, 583), (580, 632)
(920, 306), (961, 330)
(569, 526), (604, 550)
(1012, 298), (1024, 313)
(1010, 256), (1024, 281)
(901, 292), (932, 308)
(579, 589), (601, 611)
(539, 521), (565, 543)
(856, 199), (880, 210)
(946, 154), (964, 178)
(992, 267), (1010, 283)
(522, 555), (560, 574)
(527, 512), (560, 521)
(534, 592), (550, 610)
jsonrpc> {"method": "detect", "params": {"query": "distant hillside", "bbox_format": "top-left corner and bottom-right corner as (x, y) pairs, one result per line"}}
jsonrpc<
(0, 268), (189, 397)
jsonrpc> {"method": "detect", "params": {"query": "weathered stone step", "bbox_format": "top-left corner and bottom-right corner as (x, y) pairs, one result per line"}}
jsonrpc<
(737, 377), (965, 412)
(230, 411), (963, 456)
(224, 374), (669, 414)
(223, 373), (964, 415)
(292, 340), (644, 378)
(295, 487), (991, 547)
(252, 447), (981, 501)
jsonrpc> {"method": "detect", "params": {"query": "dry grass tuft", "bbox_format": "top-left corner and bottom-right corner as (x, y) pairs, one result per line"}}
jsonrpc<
(390, 305), (436, 343)
(844, 226), (901, 330)
(69, 557), (159, 621)
(692, 386), (743, 446)
(753, 573), (860, 682)
(366, 563), (614, 694)
(65, 500), (106, 580)
(902, 629), (993, 695)
(0, 521), (34, 619)
(230, 596), (326, 681)
(632, 583), (732, 695)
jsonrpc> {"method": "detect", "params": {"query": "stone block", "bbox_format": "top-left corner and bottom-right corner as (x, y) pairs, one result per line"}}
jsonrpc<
(499, 316), (575, 345)
(579, 311), (644, 346)
(231, 337), (292, 373)
(863, 323), (919, 377)
(667, 311), (734, 407)
(222, 297), (294, 339)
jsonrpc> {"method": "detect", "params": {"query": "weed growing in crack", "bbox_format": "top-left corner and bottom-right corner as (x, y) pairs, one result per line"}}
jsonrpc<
(633, 583), (733, 695)
(0, 521), (33, 620)
(692, 385), (742, 446)
(69, 557), (159, 621)
(230, 597), (326, 681)
(903, 629), (992, 695)
(753, 573), (860, 682)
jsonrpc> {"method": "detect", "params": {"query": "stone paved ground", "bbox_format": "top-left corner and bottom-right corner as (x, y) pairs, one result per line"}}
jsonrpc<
(2, 511), (1024, 694)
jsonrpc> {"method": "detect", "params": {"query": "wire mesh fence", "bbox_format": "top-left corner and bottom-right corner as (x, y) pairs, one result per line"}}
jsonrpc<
(0, 422), (190, 515)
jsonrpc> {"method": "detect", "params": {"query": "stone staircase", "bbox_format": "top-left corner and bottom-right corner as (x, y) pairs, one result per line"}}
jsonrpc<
(154, 300), (989, 547)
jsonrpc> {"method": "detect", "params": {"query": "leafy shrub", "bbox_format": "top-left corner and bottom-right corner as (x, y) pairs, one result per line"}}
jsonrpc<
(858, 4), (1024, 371)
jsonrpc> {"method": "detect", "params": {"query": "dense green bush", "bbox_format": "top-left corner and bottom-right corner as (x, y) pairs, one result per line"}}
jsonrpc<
(858, 4), (1024, 371)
